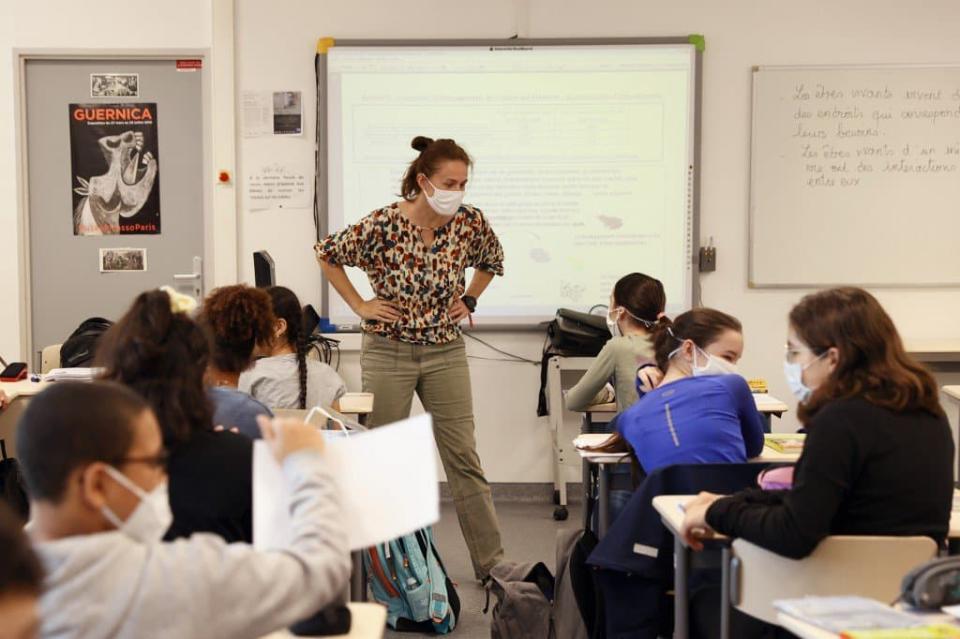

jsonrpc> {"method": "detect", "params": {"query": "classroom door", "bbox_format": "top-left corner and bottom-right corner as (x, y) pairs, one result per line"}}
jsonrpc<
(23, 57), (206, 367)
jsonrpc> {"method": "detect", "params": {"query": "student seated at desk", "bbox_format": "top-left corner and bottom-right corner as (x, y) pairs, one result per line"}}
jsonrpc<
(200, 285), (275, 438)
(97, 288), (255, 543)
(0, 502), (43, 639)
(239, 286), (346, 411)
(680, 288), (953, 638)
(565, 272), (666, 413)
(19, 382), (350, 639)
(618, 308), (765, 474)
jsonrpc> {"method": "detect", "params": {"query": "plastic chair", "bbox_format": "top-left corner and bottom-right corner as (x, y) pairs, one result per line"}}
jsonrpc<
(721, 535), (937, 635)
(40, 344), (62, 374)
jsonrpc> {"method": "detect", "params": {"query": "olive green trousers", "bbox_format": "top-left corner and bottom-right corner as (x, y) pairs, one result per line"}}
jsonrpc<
(360, 332), (504, 578)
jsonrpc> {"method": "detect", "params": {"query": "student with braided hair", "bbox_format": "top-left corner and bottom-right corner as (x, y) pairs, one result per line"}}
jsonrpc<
(240, 286), (346, 410)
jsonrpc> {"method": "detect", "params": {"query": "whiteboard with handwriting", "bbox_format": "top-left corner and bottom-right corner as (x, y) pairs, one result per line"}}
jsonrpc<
(749, 65), (960, 287)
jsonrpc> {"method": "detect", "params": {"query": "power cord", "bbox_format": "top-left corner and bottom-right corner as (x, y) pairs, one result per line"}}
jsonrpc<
(463, 332), (540, 365)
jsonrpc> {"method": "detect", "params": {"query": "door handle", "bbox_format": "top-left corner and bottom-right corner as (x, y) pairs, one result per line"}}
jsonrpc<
(173, 256), (203, 300)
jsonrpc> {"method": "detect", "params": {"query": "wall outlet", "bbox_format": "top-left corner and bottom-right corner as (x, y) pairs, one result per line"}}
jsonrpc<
(699, 246), (717, 272)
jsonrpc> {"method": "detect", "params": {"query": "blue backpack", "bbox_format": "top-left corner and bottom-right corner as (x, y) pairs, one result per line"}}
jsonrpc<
(363, 527), (460, 633)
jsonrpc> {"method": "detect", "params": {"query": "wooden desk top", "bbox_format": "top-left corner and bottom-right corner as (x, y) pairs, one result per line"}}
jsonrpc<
(656, 490), (960, 547)
(0, 380), (50, 400)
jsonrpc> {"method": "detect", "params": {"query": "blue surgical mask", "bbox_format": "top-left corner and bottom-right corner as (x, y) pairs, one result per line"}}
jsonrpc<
(783, 351), (828, 403)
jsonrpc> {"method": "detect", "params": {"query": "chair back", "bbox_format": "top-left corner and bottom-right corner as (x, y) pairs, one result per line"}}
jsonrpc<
(40, 343), (62, 374)
(731, 535), (937, 624)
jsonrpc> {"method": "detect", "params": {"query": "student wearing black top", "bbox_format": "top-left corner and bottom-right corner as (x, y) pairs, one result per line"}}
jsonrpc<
(680, 287), (953, 636)
(96, 289), (254, 543)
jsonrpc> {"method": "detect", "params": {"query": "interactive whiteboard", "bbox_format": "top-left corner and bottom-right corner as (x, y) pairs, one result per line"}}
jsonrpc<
(319, 39), (702, 326)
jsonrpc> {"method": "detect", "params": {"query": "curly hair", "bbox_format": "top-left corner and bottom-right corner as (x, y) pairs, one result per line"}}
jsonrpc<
(200, 285), (275, 375)
(96, 289), (213, 446)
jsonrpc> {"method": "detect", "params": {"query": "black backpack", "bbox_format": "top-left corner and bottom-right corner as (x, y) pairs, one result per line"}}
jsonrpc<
(60, 317), (114, 368)
(0, 440), (29, 522)
(537, 309), (610, 416)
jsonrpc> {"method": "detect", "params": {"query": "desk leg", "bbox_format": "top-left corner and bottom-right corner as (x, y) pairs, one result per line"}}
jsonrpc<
(761, 413), (771, 434)
(350, 550), (366, 602)
(597, 464), (610, 538)
(720, 546), (732, 639)
(582, 457), (592, 531)
(674, 537), (690, 639)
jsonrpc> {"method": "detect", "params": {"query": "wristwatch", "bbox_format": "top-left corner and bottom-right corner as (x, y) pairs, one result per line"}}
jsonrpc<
(461, 295), (477, 313)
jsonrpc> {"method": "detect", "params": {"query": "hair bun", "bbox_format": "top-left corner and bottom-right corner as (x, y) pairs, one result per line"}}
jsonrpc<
(411, 136), (434, 152)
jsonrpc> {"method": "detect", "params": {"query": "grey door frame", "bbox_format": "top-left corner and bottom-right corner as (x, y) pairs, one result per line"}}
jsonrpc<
(14, 49), (216, 365)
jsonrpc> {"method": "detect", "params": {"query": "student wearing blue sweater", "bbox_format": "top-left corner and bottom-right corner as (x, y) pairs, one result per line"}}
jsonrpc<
(618, 308), (765, 474)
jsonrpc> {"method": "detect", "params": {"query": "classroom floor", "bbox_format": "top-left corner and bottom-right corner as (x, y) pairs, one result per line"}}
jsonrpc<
(382, 498), (584, 639)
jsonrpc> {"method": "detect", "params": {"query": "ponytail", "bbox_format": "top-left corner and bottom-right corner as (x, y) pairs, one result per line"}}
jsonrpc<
(651, 308), (741, 371)
(266, 286), (310, 409)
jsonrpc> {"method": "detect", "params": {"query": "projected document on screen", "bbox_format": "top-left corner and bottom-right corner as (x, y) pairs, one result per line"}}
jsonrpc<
(324, 43), (697, 326)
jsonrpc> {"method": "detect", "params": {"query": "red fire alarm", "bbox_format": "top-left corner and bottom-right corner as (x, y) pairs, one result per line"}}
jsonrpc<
(218, 171), (231, 183)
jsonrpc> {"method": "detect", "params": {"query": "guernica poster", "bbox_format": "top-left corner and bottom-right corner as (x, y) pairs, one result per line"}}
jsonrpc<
(69, 103), (161, 235)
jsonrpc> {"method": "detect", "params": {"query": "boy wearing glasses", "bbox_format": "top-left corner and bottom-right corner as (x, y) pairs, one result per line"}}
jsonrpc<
(18, 382), (349, 639)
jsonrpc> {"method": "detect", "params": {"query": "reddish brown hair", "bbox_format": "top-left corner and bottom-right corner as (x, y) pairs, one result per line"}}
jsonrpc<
(652, 308), (742, 371)
(401, 136), (472, 201)
(790, 287), (943, 422)
(199, 285), (275, 375)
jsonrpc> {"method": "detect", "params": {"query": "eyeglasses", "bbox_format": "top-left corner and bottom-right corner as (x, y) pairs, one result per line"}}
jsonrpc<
(784, 344), (827, 364)
(107, 450), (169, 470)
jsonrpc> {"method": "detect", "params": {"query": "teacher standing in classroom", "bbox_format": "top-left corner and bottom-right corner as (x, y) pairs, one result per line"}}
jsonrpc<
(316, 136), (505, 580)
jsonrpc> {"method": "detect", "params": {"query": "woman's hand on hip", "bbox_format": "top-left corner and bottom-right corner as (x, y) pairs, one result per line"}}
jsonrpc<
(448, 298), (471, 322)
(355, 298), (401, 323)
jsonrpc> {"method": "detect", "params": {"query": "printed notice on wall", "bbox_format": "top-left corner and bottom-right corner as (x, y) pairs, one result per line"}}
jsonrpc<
(244, 160), (312, 210)
(241, 90), (303, 137)
(69, 103), (160, 235)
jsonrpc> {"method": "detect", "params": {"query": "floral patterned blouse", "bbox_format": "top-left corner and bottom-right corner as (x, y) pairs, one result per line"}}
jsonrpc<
(315, 202), (504, 345)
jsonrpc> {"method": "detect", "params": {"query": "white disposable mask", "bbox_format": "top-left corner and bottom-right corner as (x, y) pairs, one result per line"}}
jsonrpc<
(423, 178), (465, 216)
(691, 347), (739, 377)
(668, 344), (739, 377)
(100, 465), (172, 544)
(606, 308), (623, 338)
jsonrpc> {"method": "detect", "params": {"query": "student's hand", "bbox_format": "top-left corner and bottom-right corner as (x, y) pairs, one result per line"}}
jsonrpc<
(0, 390), (7, 410)
(679, 492), (723, 551)
(354, 298), (401, 323)
(637, 366), (663, 393)
(448, 298), (471, 322)
(258, 415), (326, 462)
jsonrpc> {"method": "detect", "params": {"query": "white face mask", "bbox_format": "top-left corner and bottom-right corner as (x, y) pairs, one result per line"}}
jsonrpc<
(669, 344), (739, 377)
(691, 347), (739, 377)
(606, 308), (622, 338)
(100, 465), (172, 544)
(423, 178), (465, 216)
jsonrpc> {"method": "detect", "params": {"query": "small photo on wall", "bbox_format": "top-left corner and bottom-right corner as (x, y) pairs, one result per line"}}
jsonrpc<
(100, 248), (147, 273)
(90, 73), (140, 97)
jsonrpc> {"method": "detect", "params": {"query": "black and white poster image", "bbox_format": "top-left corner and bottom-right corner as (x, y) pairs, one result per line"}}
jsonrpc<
(272, 91), (302, 135)
(69, 103), (160, 235)
(90, 73), (139, 97)
(99, 248), (147, 273)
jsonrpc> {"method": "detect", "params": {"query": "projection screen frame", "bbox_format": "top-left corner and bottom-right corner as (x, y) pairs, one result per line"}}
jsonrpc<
(316, 37), (703, 331)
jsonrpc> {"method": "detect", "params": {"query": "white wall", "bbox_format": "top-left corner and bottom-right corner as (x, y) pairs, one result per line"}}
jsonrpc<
(0, 0), (213, 362)
(6, 0), (960, 482)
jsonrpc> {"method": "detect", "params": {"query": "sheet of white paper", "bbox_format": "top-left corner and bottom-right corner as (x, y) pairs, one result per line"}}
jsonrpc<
(244, 160), (312, 211)
(253, 414), (439, 551)
(241, 90), (272, 138)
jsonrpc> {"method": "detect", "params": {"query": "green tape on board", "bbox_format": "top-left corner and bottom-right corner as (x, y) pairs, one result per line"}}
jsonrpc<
(688, 34), (705, 52)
